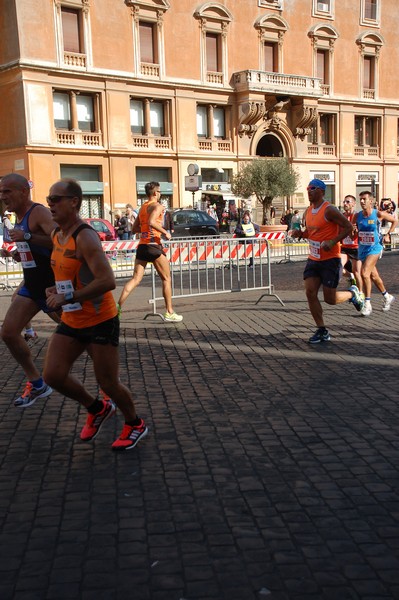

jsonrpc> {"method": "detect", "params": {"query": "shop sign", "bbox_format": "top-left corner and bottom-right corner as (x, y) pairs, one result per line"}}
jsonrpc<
(309, 171), (335, 182)
(356, 171), (379, 183)
(184, 175), (202, 192)
(203, 183), (231, 192)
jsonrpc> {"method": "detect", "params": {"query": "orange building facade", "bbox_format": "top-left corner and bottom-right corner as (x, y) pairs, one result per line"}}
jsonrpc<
(0, 0), (398, 219)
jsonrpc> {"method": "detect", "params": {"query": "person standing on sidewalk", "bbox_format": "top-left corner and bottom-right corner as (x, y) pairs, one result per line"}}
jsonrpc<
(340, 195), (363, 290)
(118, 181), (183, 322)
(43, 179), (147, 450)
(290, 179), (365, 344)
(234, 210), (260, 268)
(356, 191), (397, 317)
(0, 173), (58, 407)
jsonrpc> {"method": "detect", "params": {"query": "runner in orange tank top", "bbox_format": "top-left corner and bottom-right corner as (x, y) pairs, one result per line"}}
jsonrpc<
(43, 178), (148, 451)
(117, 181), (183, 322)
(289, 179), (365, 344)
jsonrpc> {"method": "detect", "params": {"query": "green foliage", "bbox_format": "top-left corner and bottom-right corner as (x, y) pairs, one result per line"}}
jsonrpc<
(231, 158), (300, 224)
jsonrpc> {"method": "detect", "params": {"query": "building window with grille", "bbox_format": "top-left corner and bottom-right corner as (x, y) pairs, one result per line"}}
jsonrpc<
(264, 42), (278, 72)
(308, 25), (338, 96)
(139, 21), (157, 65)
(255, 15), (287, 73)
(356, 33), (382, 100)
(206, 33), (221, 74)
(194, 4), (232, 85)
(312, 0), (333, 18)
(307, 113), (336, 155)
(362, 0), (379, 22)
(130, 98), (170, 146)
(61, 7), (83, 53)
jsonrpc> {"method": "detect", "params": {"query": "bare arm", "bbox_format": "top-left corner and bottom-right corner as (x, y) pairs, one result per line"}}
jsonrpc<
(148, 204), (170, 239)
(321, 205), (353, 250)
(9, 204), (56, 248)
(377, 210), (398, 234)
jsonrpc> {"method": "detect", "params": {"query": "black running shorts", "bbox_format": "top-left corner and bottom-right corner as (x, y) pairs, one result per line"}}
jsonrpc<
(136, 244), (165, 262)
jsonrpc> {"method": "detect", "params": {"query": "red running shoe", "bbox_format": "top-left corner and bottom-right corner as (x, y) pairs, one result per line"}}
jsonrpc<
(80, 399), (116, 441)
(111, 419), (148, 451)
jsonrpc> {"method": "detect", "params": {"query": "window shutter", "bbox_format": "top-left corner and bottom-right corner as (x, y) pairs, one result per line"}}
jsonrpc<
(77, 95), (94, 132)
(264, 43), (275, 72)
(363, 57), (372, 89)
(130, 100), (144, 133)
(213, 108), (225, 138)
(150, 102), (164, 136)
(317, 50), (326, 82)
(139, 22), (155, 63)
(206, 33), (219, 72)
(61, 8), (81, 53)
(197, 106), (208, 137)
(53, 92), (71, 129)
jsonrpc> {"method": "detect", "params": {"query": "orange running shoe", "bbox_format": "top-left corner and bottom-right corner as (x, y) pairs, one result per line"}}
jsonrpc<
(111, 419), (148, 451)
(80, 399), (116, 441)
(14, 381), (52, 408)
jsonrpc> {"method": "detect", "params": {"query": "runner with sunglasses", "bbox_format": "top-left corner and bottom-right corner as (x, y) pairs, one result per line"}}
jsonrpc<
(289, 179), (365, 343)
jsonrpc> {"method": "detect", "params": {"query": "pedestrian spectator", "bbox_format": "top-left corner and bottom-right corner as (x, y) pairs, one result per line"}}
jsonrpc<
(234, 210), (260, 268)
(118, 181), (183, 322)
(162, 208), (174, 239)
(290, 210), (301, 231)
(125, 205), (137, 239)
(43, 178), (148, 450)
(356, 191), (397, 317)
(280, 209), (292, 230)
(289, 179), (365, 344)
(0, 173), (60, 407)
(340, 195), (362, 290)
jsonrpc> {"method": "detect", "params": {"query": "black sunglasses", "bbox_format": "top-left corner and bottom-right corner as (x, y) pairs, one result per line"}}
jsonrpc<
(46, 195), (75, 204)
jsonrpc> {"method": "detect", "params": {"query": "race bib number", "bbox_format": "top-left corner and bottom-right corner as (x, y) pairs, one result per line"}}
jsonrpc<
(56, 280), (82, 312)
(309, 239), (321, 259)
(342, 235), (355, 246)
(16, 241), (36, 268)
(242, 223), (256, 237)
(359, 231), (375, 246)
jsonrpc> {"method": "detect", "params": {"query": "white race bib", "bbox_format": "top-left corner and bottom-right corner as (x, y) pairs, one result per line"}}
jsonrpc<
(359, 231), (375, 246)
(16, 241), (36, 268)
(309, 239), (321, 259)
(56, 280), (82, 312)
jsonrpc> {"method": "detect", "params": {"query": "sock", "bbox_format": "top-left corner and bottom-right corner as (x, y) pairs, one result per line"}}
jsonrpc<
(126, 416), (142, 427)
(365, 297), (371, 303)
(30, 377), (44, 390)
(87, 398), (104, 415)
(382, 291), (388, 297)
(25, 328), (35, 336)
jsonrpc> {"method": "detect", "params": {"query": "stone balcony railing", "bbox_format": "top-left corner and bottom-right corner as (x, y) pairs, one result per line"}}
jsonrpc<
(233, 70), (323, 97)
(56, 131), (102, 146)
(198, 139), (232, 152)
(354, 145), (379, 157)
(131, 135), (172, 150)
(363, 88), (375, 100)
(140, 62), (160, 77)
(63, 52), (86, 68)
(307, 144), (336, 156)
(207, 71), (223, 85)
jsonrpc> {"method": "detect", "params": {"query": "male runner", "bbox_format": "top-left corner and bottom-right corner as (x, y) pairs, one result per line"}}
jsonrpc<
(340, 194), (362, 290)
(118, 181), (182, 322)
(290, 179), (365, 343)
(43, 179), (147, 450)
(0, 173), (58, 406)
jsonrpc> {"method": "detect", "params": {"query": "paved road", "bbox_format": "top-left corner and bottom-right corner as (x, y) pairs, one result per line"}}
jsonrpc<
(0, 255), (399, 600)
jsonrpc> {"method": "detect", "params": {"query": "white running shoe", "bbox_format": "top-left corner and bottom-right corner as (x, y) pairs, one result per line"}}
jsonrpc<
(382, 294), (395, 312)
(164, 311), (183, 323)
(361, 301), (372, 317)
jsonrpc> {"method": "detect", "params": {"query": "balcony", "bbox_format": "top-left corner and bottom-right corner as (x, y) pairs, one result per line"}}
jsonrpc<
(63, 52), (86, 68)
(354, 145), (379, 157)
(131, 135), (172, 151)
(207, 71), (223, 85)
(307, 144), (335, 156)
(140, 63), (160, 78)
(363, 89), (375, 100)
(56, 131), (102, 147)
(198, 139), (232, 152)
(233, 70), (323, 97)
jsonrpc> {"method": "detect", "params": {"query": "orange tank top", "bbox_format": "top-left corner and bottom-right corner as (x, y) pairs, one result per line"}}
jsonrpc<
(306, 201), (341, 261)
(51, 224), (117, 328)
(138, 199), (162, 245)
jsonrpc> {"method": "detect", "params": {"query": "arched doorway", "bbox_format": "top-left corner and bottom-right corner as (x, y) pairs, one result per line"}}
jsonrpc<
(255, 133), (284, 157)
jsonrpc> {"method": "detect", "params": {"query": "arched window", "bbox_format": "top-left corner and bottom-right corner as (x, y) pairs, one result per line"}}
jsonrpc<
(308, 24), (339, 97)
(356, 32), (384, 100)
(194, 3), (233, 85)
(254, 14), (288, 73)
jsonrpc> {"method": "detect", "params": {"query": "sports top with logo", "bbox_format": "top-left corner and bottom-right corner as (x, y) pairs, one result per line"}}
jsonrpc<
(305, 201), (341, 261)
(356, 208), (383, 261)
(51, 223), (117, 328)
(14, 204), (55, 299)
(138, 199), (162, 246)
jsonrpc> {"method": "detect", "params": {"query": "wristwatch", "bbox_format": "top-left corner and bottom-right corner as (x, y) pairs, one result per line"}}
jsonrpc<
(64, 291), (74, 303)
(23, 232), (32, 241)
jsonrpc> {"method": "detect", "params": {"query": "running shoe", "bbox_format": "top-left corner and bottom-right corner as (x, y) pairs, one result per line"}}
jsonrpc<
(80, 399), (116, 441)
(348, 285), (365, 312)
(348, 273), (357, 286)
(14, 381), (53, 408)
(164, 311), (183, 323)
(100, 389), (111, 402)
(111, 419), (148, 451)
(308, 327), (331, 344)
(24, 331), (38, 347)
(361, 301), (372, 317)
(382, 294), (395, 312)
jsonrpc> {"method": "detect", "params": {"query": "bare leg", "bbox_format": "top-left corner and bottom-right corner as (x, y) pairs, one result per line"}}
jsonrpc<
(153, 253), (174, 314)
(361, 254), (380, 298)
(304, 277), (324, 327)
(351, 258), (363, 292)
(1, 295), (42, 380)
(370, 265), (386, 293)
(118, 260), (146, 307)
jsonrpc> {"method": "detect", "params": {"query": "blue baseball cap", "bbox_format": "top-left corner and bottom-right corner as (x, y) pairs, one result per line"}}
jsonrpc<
(308, 178), (326, 191)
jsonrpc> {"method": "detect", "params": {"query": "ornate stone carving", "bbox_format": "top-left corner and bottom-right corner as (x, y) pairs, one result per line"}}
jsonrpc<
(263, 96), (290, 132)
(291, 101), (318, 139)
(237, 101), (266, 137)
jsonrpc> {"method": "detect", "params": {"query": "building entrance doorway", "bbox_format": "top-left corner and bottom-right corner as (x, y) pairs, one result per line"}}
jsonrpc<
(256, 134), (284, 157)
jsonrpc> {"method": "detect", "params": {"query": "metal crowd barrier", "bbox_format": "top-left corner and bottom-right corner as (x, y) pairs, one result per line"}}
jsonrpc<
(146, 237), (285, 320)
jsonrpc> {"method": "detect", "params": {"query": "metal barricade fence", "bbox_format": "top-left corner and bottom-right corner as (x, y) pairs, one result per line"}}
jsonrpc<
(0, 257), (24, 290)
(146, 237), (284, 319)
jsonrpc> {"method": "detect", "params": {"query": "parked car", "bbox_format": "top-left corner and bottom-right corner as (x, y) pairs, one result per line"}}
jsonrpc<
(170, 209), (219, 237)
(84, 218), (117, 241)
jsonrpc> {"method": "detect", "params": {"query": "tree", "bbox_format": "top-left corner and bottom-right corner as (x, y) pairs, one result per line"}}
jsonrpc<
(231, 158), (300, 225)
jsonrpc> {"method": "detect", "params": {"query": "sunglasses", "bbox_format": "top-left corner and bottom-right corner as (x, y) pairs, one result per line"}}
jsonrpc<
(307, 186), (319, 191)
(46, 195), (75, 204)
